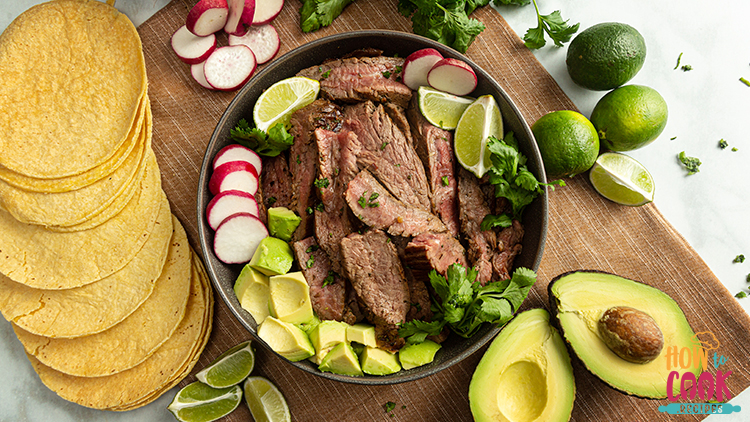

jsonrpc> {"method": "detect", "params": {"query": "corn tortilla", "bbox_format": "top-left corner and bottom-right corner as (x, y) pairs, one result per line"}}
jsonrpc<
(13, 215), (191, 375)
(0, 153), (164, 289)
(0, 94), (148, 193)
(0, 0), (147, 178)
(0, 105), (151, 227)
(27, 250), (213, 410)
(0, 191), (172, 338)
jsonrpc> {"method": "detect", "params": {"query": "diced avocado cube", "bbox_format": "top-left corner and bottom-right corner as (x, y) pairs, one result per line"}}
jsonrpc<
(257, 316), (314, 362)
(233, 265), (270, 325)
(361, 347), (401, 375)
(308, 321), (348, 364)
(267, 207), (301, 242)
(399, 340), (442, 370)
(346, 323), (377, 348)
(318, 343), (363, 377)
(249, 237), (294, 276)
(268, 272), (314, 325)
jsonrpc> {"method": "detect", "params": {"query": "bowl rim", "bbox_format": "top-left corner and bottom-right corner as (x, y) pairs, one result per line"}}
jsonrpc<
(197, 29), (548, 385)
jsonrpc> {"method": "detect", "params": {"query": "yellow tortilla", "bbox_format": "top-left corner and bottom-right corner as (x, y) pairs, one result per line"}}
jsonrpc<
(0, 94), (148, 193)
(0, 0), (147, 178)
(0, 154), (164, 289)
(0, 192), (173, 338)
(0, 105), (150, 227)
(13, 216), (191, 375)
(27, 250), (213, 410)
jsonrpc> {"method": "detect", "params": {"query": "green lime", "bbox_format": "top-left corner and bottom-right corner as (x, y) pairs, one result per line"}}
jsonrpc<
(243, 376), (291, 422)
(566, 22), (647, 91)
(167, 382), (243, 422)
(253, 76), (320, 132)
(454, 95), (503, 177)
(195, 340), (255, 389)
(589, 152), (655, 206)
(590, 84), (668, 151)
(417, 86), (474, 130)
(531, 110), (599, 180)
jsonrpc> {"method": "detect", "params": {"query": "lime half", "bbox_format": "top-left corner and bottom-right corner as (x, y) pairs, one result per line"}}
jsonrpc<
(244, 376), (291, 422)
(417, 86), (474, 130)
(453, 95), (503, 177)
(253, 76), (320, 132)
(589, 152), (655, 206)
(167, 382), (243, 422)
(195, 340), (255, 389)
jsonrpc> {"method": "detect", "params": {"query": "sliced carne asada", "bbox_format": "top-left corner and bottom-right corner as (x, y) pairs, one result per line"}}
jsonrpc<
(492, 219), (524, 281)
(407, 98), (460, 236)
(403, 265), (434, 323)
(457, 167), (497, 286)
(313, 128), (360, 272)
(340, 229), (410, 352)
(404, 232), (468, 283)
(342, 101), (430, 211)
(345, 169), (447, 237)
(288, 99), (343, 240)
(257, 154), (293, 224)
(297, 56), (412, 108)
(292, 237), (347, 322)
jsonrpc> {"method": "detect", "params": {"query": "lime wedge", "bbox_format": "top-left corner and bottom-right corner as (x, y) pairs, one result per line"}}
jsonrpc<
(195, 340), (255, 389)
(589, 152), (655, 206)
(243, 376), (291, 422)
(453, 95), (503, 177)
(417, 86), (474, 130)
(167, 382), (243, 422)
(253, 76), (320, 132)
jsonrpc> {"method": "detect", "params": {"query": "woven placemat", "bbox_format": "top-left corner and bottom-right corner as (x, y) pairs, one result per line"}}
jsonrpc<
(137, 1), (750, 420)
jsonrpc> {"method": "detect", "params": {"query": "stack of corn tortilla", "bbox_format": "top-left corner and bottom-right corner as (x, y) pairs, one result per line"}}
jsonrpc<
(0, 0), (213, 411)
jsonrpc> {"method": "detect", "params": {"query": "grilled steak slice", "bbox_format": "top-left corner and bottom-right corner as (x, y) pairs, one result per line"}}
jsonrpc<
(403, 266), (433, 323)
(404, 232), (468, 283)
(257, 154), (293, 224)
(343, 101), (430, 210)
(457, 167), (497, 286)
(492, 219), (524, 281)
(340, 229), (410, 352)
(288, 100), (343, 240)
(313, 128), (360, 273)
(407, 98), (460, 236)
(345, 169), (446, 237)
(292, 237), (347, 322)
(297, 56), (412, 108)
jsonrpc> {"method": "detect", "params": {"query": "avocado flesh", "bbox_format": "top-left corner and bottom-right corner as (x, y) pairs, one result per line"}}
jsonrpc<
(550, 271), (701, 398)
(469, 308), (574, 422)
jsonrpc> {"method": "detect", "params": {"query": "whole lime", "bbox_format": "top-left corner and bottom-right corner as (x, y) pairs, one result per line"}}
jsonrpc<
(566, 22), (646, 91)
(590, 85), (668, 151)
(531, 110), (599, 180)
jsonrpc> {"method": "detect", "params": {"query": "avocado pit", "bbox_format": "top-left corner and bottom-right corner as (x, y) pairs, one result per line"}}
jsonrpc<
(598, 306), (663, 364)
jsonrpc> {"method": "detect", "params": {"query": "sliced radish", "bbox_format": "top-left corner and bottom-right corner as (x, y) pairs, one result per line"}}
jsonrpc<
(209, 160), (259, 196)
(402, 48), (444, 90)
(213, 144), (262, 174)
(228, 24), (280, 64)
(213, 212), (268, 264)
(191, 62), (214, 89)
(171, 25), (217, 65)
(207, 190), (260, 230)
(204, 45), (257, 91)
(251, 0), (283, 25)
(225, 0), (256, 35)
(186, 0), (230, 37)
(427, 58), (477, 96)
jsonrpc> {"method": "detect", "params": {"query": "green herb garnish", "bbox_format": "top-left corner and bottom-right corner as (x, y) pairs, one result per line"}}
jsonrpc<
(719, 139), (729, 149)
(681, 64), (693, 71)
(322, 271), (335, 287)
(306, 255), (315, 269)
(736, 291), (747, 299)
(734, 254), (745, 263)
(382, 70), (392, 78)
(741, 77), (750, 87)
(300, 0), (355, 32)
(494, 0), (579, 49)
(357, 191), (380, 208)
(674, 52), (683, 70)
(441, 176), (450, 186)
(306, 245), (320, 254)
(230, 119), (294, 157)
(678, 151), (701, 175)
(266, 197), (277, 207)
(314, 178), (330, 188)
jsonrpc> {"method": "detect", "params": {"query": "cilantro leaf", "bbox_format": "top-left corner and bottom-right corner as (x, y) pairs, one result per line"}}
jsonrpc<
(299, 0), (355, 32)
(494, 0), (578, 49)
(399, 0), (486, 53)
(678, 151), (701, 175)
(230, 119), (294, 157)
(480, 214), (513, 231)
(484, 133), (544, 219)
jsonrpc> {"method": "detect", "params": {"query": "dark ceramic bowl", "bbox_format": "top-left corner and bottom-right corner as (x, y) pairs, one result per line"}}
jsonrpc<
(197, 30), (548, 385)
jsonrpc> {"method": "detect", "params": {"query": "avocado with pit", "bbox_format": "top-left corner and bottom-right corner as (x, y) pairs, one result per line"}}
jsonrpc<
(361, 347), (401, 375)
(249, 236), (294, 276)
(398, 340), (441, 370)
(318, 342), (363, 377)
(308, 320), (348, 364)
(267, 207), (302, 242)
(549, 270), (701, 398)
(469, 308), (575, 422)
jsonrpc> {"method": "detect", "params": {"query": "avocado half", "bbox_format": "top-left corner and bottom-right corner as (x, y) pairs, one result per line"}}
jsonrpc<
(469, 308), (575, 422)
(549, 270), (701, 398)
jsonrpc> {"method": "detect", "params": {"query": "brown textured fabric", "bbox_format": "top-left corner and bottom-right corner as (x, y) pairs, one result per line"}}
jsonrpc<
(137, 1), (750, 420)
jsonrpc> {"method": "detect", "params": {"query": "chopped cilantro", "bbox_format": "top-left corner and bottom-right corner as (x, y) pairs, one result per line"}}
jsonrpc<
(306, 255), (315, 268)
(314, 178), (330, 188)
(736, 291), (747, 299)
(306, 206), (314, 215)
(323, 271), (335, 286)
(230, 119), (293, 157)
(740, 77), (750, 87)
(266, 197), (277, 207)
(681, 64), (693, 71)
(734, 254), (745, 263)
(678, 151), (701, 175)
(674, 52), (683, 70)
(315, 202), (325, 212)
(384, 401), (396, 414)
(747, 274), (750, 283)
(357, 191), (380, 208)
(732, 147), (739, 152)
(441, 176), (450, 186)
(321, 69), (332, 79)
(670, 136), (677, 140)
(380, 141), (389, 151)
(382, 70), (392, 78)
(719, 139), (729, 149)
(306, 245), (320, 254)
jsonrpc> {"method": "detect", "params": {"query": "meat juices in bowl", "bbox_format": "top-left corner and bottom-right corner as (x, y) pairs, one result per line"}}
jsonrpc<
(198, 31), (548, 385)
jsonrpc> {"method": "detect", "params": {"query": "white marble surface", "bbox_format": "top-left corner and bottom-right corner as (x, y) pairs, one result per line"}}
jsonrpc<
(1, 0), (749, 420)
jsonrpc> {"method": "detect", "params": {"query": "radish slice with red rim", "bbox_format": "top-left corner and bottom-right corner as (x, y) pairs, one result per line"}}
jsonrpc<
(402, 48), (444, 90)
(251, 0), (283, 25)
(171, 25), (217, 64)
(213, 144), (262, 174)
(208, 160), (259, 196)
(225, 0), (256, 35)
(427, 58), (478, 96)
(191, 62), (213, 89)
(228, 24), (280, 64)
(204, 45), (257, 91)
(186, 0), (229, 36)
(206, 190), (260, 230)
(213, 212), (268, 264)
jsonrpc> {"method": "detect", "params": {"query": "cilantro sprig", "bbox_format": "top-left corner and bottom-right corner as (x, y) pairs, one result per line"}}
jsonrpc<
(493, 0), (578, 49)
(398, 0), (489, 53)
(229, 119), (294, 157)
(300, 0), (355, 33)
(399, 264), (536, 343)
